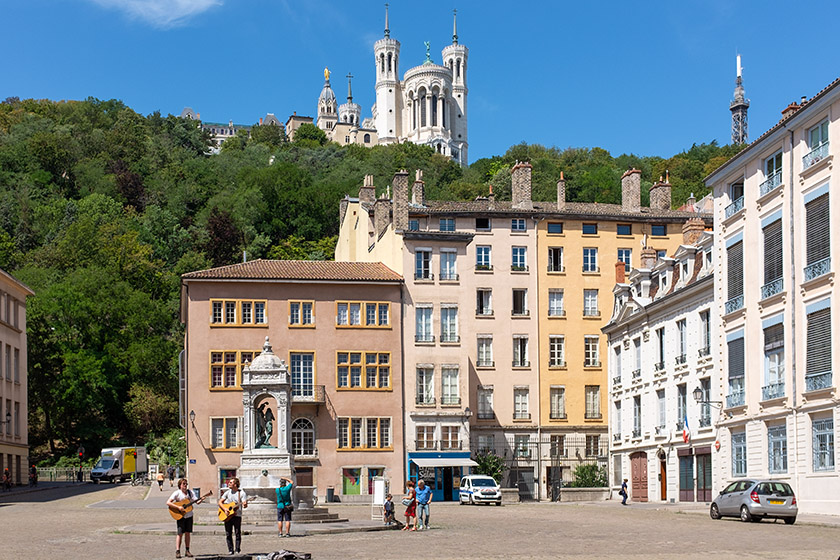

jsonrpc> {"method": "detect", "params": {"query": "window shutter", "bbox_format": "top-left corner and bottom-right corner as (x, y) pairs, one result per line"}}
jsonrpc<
(763, 220), (783, 283)
(728, 337), (745, 379)
(806, 308), (831, 375)
(727, 242), (744, 299)
(764, 323), (784, 351)
(806, 194), (830, 265)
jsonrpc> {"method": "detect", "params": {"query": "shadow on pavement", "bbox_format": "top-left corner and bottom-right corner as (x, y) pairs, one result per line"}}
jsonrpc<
(0, 482), (129, 504)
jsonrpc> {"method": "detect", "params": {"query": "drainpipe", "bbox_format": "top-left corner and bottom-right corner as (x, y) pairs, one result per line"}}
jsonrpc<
(533, 216), (543, 501)
(400, 282), (408, 486)
(786, 127), (799, 496)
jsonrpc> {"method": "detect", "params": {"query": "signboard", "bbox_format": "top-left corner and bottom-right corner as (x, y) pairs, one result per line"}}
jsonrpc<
(189, 459), (196, 464)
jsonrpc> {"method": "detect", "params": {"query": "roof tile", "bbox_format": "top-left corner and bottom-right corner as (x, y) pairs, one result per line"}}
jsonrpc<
(182, 259), (402, 282)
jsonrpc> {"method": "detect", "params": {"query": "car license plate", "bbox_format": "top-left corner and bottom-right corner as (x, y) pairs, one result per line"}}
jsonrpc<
(768, 499), (784, 505)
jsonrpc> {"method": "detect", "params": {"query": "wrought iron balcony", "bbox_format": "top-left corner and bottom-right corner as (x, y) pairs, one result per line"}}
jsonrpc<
(582, 266), (600, 273)
(612, 375), (622, 386)
(632, 369), (642, 379)
(475, 264), (493, 271)
(513, 412), (532, 420)
(438, 439), (463, 450)
(726, 390), (745, 408)
(699, 416), (712, 428)
(654, 425), (665, 435)
(476, 308), (494, 316)
(725, 295), (744, 314)
(584, 412), (602, 419)
(804, 257), (831, 281)
(761, 278), (784, 299)
(613, 433), (621, 441)
(511, 309), (530, 317)
(676, 420), (684, 431)
(632, 428), (641, 438)
(415, 334), (435, 343)
(416, 441), (438, 450)
(805, 371), (833, 392)
(414, 271), (434, 281)
(441, 396), (461, 406)
(293, 385), (326, 404)
(477, 411), (495, 420)
(584, 360), (601, 368)
(675, 354), (687, 365)
(550, 412), (567, 420)
(762, 382), (785, 400)
(583, 308), (600, 317)
(803, 141), (829, 169)
(439, 272), (459, 281)
(512, 360), (530, 368)
(477, 360), (494, 368)
(416, 396), (436, 406)
(511, 265), (529, 272)
(759, 169), (782, 196)
(698, 346), (711, 358)
(548, 309), (566, 317)
(549, 360), (566, 368)
(725, 196), (745, 218)
(547, 265), (566, 273)
(440, 334), (460, 343)
(654, 361), (665, 372)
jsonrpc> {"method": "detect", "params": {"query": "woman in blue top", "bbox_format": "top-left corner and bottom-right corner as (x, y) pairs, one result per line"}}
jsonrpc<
(276, 476), (294, 537)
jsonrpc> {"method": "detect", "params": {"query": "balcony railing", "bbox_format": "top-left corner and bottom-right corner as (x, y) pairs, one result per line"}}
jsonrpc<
(584, 360), (601, 368)
(675, 354), (687, 365)
(676, 420), (684, 431)
(613, 433), (621, 441)
(476, 308), (494, 316)
(441, 396), (461, 406)
(477, 360), (494, 368)
(512, 309), (530, 317)
(762, 382), (785, 400)
(415, 334), (435, 343)
(803, 141), (829, 169)
(512, 360), (530, 368)
(698, 346), (711, 358)
(414, 271), (434, 281)
(726, 390), (745, 408)
(440, 334), (460, 343)
(632, 428), (641, 438)
(725, 295), (744, 314)
(612, 375), (622, 386)
(759, 169), (782, 196)
(804, 257), (831, 281)
(584, 412), (602, 419)
(632, 369), (641, 379)
(477, 411), (494, 420)
(293, 447), (319, 459)
(416, 396), (436, 406)
(548, 309), (566, 317)
(547, 265), (566, 273)
(654, 361), (665, 372)
(549, 412), (567, 420)
(583, 309), (600, 317)
(761, 278), (784, 299)
(475, 264), (493, 271)
(416, 441), (437, 450)
(438, 440), (463, 450)
(582, 266), (600, 273)
(440, 272), (459, 281)
(699, 416), (712, 428)
(725, 196), (744, 218)
(293, 385), (326, 404)
(511, 265), (529, 272)
(654, 425), (665, 435)
(805, 371), (833, 392)
(513, 412), (531, 420)
(514, 449), (531, 459)
(549, 360), (566, 368)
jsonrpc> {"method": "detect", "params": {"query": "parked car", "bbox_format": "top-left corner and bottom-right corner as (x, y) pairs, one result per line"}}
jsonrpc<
(710, 479), (797, 524)
(459, 474), (502, 505)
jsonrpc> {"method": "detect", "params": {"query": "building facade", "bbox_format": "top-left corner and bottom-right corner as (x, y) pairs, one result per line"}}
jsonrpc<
(0, 268), (33, 485)
(180, 260), (404, 502)
(336, 164), (709, 500)
(604, 227), (717, 504)
(706, 78), (840, 515)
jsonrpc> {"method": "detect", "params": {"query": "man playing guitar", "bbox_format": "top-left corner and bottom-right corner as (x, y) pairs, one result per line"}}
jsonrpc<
(218, 477), (248, 555)
(165, 479), (206, 558)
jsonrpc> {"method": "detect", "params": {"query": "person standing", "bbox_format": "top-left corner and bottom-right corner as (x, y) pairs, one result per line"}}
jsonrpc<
(620, 478), (629, 505)
(166, 478), (204, 558)
(219, 477), (248, 554)
(415, 479), (433, 530)
(157, 470), (165, 491)
(401, 480), (416, 531)
(275, 476), (294, 537)
(167, 464), (176, 487)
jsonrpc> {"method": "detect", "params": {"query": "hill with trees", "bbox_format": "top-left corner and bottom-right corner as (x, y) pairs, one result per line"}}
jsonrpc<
(0, 96), (741, 463)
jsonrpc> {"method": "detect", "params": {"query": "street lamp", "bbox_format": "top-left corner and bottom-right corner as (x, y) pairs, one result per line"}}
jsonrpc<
(0, 411), (11, 426)
(189, 410), (196, 426)
(692, 386), (722, 408)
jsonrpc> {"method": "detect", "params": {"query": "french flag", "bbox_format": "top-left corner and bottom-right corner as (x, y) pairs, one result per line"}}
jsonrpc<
(682, 412), (691, 443)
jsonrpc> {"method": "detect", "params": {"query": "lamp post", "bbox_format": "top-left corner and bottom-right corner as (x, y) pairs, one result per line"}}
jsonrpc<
(692, 386), (722, 408)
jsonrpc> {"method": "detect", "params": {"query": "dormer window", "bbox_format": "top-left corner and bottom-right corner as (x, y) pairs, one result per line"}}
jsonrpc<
(681, 261), (689, 279)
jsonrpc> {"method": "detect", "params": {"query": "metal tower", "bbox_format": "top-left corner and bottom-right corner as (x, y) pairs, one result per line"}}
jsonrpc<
(730, 54), (750, 144)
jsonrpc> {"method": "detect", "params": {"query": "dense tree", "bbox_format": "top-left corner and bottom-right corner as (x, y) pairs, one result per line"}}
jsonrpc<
(293, 122), (327, 146)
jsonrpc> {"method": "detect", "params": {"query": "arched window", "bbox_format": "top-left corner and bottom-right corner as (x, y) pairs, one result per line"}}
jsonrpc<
(387, 52), (392, 74)
(420, 90), (427, 127)
(364, 133), (371, 143)
(432, 93), (438, 126)
(380, 53), (385, 74)
(456, 59), (461, 80)
(292, 418), (315, 456)
(441, 98), (446, 128)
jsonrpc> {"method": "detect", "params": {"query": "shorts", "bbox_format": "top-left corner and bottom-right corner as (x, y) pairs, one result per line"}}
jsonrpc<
(277, 507), (292, 522)
(176, 517), (194, 535)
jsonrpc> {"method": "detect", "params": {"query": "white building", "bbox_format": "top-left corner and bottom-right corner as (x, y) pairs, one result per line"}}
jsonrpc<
(706, 77), (839, 515)
(603, 222), (718, 503)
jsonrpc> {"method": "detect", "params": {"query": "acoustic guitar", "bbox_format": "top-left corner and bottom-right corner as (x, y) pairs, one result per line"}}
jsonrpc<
(217, 501), (239, 522)
(168, 490), (213, 520)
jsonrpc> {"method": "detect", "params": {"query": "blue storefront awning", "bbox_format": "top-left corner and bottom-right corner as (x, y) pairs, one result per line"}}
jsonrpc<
(411, 457), (478, 468)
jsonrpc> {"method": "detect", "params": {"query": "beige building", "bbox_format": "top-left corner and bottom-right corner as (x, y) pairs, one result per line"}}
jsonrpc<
(180, 260), (404, 502)
(706, 77), (840, 514)
(336, 164), (707, 500)
(0, 268), (33, 485)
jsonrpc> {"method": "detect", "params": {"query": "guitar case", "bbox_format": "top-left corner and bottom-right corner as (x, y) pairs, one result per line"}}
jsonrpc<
(267, 551), (312, 560)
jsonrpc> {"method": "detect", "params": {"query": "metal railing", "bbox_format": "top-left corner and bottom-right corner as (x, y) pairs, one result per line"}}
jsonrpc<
(613, 433), (621, 441)
(584, 412), (602, 419)
(414, 334), (435, 343)
(804, 257), (831, 281)
(632, 369), (641, 379)
(477, 411), (494, 420)
(675, 354), (687, 365)
(803, 141), (829, 169)
(293, 447), (319, 459)
(477, 360), (494, 368)
(513, 412), (532, 420)
(475, 264), (493, 271)
(549, 360), (566, 368)
(584, 360), (601, 368)
(654, 361), (665, 372)
(698, 346), (711, 358)
(654, 425), (665, 435)
(612, 375), (622, 386)
(699, 416), (712, 428)
(726, 390), (745, 408)
(759, 169), (782, 196)
(725, 196), (744, 218)
(511, 265), (529, 272)
(805, 371), (832, 392)
(548, 309), (566, 317)
(550, 412), (567, 420)
(416, 396), (436, 406)
(511, 309), (530, 317)
(438, 440), (463, 450)
(440, 334), (460, 343)
(476, 308), (494, 316)
(547, 265), (566, 273)
(675, 420), (684, 431)
(762, 382), (785, 400)
(439, 272), (459, 281)
(725, 295), (744, 314)
(441, 396), (461, 406)
(632, 428), (641, 438)
(583, 309), (600, 317)
(761, 278), (784, 299)
(512, 360), (530, 368)
(414, 271), (434, 281)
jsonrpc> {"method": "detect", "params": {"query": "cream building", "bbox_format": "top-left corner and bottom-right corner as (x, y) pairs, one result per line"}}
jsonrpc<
(0, 268), (33, 485)
(706, 77), (840, 515)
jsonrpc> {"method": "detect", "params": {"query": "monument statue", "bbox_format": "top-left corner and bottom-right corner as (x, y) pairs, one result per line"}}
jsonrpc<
(255, 402), (276, 448)
(324, 67), (330, 81)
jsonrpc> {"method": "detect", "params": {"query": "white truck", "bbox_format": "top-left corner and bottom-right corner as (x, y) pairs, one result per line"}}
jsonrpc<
(90, 447), (148, 483)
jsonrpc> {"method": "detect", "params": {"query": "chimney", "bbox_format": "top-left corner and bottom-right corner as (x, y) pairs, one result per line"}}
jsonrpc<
(615, 261), (626, 284)
(196, 112), (200, 120)
(682, 217), (706, 245)
(340, 195), (350, 225)
(556, 171), (566, 211)
(374, 195), (392, 237)
(259, 117), (263, 125)
(621, 169), (641, 213)
(358, 174), (376, 205)
(781, 102), (800, 120)
(392, 169), (410, 231)
(686, 192), (696, 212)
(511, 161), (533, 209)
(649, 174), (672, 211)
(411, 169), (426, 206)
(640, 246), (658, 269)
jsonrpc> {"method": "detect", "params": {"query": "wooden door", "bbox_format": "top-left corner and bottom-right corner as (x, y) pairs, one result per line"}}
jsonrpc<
(630, 452), (648, 502)
(696, 453), (712, 502)
(659, 460), (667, 501)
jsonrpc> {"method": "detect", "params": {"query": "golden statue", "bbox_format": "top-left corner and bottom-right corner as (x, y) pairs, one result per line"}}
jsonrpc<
(324, 67), (330, 81)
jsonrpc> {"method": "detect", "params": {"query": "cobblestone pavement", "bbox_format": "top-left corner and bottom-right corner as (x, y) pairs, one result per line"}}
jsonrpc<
(2, 484), (840, 559)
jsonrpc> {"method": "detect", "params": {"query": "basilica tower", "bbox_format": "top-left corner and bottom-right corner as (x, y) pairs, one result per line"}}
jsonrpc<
(441, 9), (468, 164)
(730, 54), (749, 145)
(373, 4), (401, 143)
(317, 68), (338, 133)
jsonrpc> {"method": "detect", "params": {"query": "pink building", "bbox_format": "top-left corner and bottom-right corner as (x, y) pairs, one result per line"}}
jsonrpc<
(181, 260), (404, 502)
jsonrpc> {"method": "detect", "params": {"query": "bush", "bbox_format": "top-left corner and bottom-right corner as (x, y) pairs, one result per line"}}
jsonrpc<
(569, 463), (607, 488)
(472, 450), (506, 483)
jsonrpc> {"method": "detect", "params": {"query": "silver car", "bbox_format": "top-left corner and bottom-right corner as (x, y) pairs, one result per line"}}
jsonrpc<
(710, 479), (797, 524)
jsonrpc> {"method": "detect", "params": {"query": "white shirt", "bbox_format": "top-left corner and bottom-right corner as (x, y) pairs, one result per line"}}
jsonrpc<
(221, 488), (247, 517)
(169, 489), (195, 519)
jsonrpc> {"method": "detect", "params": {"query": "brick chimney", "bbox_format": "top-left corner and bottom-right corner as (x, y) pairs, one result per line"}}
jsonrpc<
(339, 195), (350, 225)
(374, 195), (391, 237)
(557, 171), (566, 211)
(649, 175), (672, 211)
(615, 260), (626, 284)
(392, 169), (410, 231)
(259, 117), (263, 125)
(621, 169), (641, 213)
(682, 217), (706, 245)
(359, 174), (376, 205)
(781, 102), (800, 120)
(640, 246), (658, 269)
(412, 169), (426, 206)
(511, 161), (533, 210)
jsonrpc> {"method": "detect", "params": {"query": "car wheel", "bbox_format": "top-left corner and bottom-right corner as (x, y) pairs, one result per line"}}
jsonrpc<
(784, 516), (796, 525)
(495, 501), (502, 506)
(740, 505), (753, 523)
(710, 503), (721, 520)
(459, 496), (465, 505)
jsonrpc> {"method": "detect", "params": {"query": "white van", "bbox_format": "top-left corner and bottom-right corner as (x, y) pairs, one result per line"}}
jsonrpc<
(459, 474), (502, 505)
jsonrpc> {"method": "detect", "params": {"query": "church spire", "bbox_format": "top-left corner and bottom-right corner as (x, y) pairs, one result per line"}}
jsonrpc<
(346, 72), (354, 103)
(730, 54), (750, 144)
(384, 3), (390, 38)
(452, 9), (458, 44)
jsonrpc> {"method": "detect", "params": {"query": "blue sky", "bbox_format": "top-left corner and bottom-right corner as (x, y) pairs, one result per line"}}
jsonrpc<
(3, 0), (839, 162)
